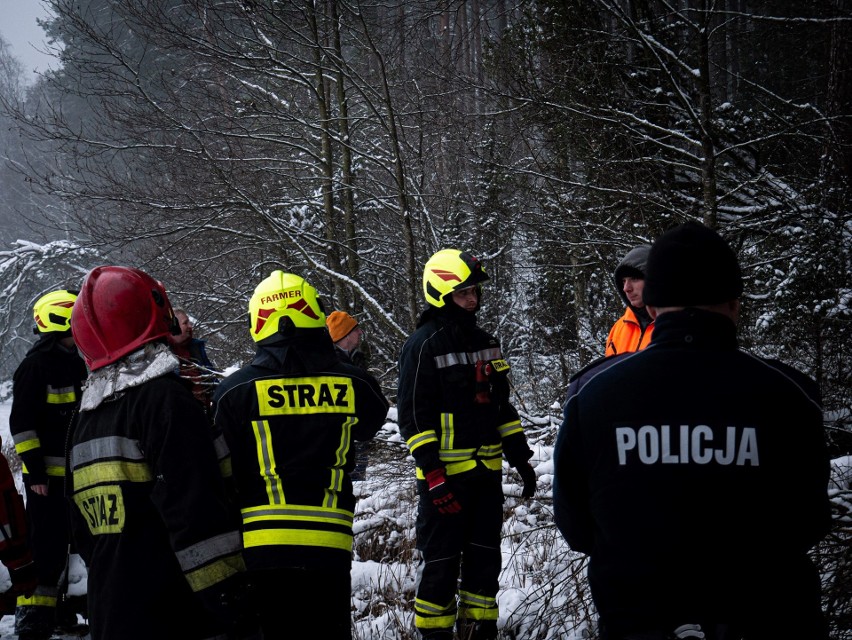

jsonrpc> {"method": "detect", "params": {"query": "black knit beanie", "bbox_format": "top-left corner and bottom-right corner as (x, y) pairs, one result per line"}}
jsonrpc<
(643, 221), (743, 307)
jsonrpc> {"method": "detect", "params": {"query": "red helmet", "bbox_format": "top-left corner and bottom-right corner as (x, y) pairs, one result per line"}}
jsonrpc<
(71, 266), (177, 371)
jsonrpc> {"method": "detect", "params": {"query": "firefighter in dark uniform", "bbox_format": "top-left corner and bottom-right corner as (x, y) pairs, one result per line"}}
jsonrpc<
(10, 289), (87, 639)
(397, 249), (537, 640)
(68, 266), (259, 640)
(213, 271), (389, 640)
(554, 222), (832, 640)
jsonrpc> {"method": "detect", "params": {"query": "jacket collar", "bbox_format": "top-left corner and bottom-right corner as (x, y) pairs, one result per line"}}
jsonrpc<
(252, 327), (339, 372)
(649, 308), (738, 350)
(80, 342), (179, 411)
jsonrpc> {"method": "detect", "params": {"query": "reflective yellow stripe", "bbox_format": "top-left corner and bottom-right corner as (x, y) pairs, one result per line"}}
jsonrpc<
(478, 443), (502, 457)
(45, 464), (66, 477)
(460, 589), (497, 608)
(446, 460), (477, 475)
(46, 391), (76, 404)
(498, 419), (523, 438)
(241, 503), (353, 525)
(73, 460), (153, 490)
(184, 553), (245, 593)
(252, 420), (284, 505)
(414, 459), (494, 479)
(176, 531), (243, 572)
(243, 528), (352, 551)
(459, 589), (499, 620)
(439, 447), (475, 462)
(14, 440), (40, 455)
(326, 416), (357, 509)
(219, 456), (232, 479)
(414, 596), (456, 630)
(406, 430), (438, 453)
(458, 606), (499, 621)
(16, 593), (57, 608)
(440, 413), (454, 449)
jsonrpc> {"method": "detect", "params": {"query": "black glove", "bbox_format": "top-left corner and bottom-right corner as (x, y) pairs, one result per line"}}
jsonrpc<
(425, 468), (462, 515)
(199, 574), (262, 639)
(221, 576), (263, 639)
(516, 462), (536, 498)
(9, 560), (37, 598)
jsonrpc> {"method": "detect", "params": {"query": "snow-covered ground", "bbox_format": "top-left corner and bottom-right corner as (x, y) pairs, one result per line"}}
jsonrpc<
(1, 398), (849, 639)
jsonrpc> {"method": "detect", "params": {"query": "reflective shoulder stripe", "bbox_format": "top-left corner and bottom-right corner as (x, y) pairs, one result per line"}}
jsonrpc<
(474, 347), (502, 361)
(434, 347), (503, 369)
(434, 352), (472, 368)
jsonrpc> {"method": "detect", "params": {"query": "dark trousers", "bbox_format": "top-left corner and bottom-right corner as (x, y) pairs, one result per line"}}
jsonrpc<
(251, 566), (352, 639)
(414, 469), (503, 636)
(16, 476), (71, 634)
(25, 477), (71, 589)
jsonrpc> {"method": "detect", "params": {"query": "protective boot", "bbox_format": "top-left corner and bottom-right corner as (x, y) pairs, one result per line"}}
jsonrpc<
(457, 619), (497, 640)
(14, 604), (54, 640)
(55, 595), (90, 636)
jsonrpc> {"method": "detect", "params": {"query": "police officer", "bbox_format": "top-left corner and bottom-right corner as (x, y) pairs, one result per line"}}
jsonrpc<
(69, 266), (259, 640)
(213, 271), (389, 639)
(10, 289), (87, 639)
(397, 249), (536, 640)
(554, 222), (832, 639)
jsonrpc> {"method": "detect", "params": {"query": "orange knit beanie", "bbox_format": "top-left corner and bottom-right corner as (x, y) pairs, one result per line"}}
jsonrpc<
(326, 310), (358, 342)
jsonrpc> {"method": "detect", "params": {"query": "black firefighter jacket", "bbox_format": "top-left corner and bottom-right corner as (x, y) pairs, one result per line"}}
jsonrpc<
(69, 351), (247, 640)
(397, 304), (533, 480)
(553, 308), (832, 631)
(212, 328), (389, 571)
(11, 334), (87, 485)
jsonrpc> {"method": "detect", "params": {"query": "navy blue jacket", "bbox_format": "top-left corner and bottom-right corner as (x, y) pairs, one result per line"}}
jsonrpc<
(554, 308), (831, 632)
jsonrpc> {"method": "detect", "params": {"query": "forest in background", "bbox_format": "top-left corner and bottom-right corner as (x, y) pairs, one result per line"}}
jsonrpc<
(0, 3), (850, 637)
(0, 0), (849, 447)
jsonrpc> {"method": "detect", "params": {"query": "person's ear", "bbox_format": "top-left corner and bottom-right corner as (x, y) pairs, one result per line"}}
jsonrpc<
(728, 299), (741, 324)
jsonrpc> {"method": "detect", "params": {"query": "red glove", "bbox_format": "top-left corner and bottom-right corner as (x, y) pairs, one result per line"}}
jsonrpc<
(425, 468), (462, 515)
